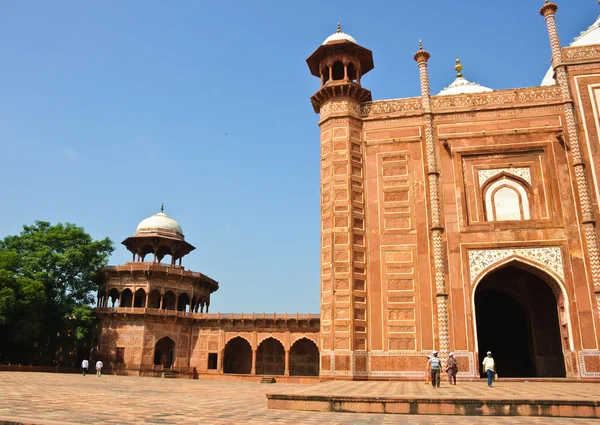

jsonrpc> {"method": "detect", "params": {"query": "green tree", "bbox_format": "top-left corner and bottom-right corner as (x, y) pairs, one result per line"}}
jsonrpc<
(0, 221), (113, 365)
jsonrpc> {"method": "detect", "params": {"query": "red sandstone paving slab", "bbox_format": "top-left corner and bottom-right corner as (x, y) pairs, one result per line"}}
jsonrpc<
(0, 372), (598, 425)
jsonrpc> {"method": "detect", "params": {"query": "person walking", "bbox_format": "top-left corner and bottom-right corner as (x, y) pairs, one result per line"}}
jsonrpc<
(446, 353), (458, 385)
(482, 351), (496, 387)
(96, 359), (104, 377)
(425, 356), (432, 384)
(429, 351), (442, 388)
(81, 359), (89, 376)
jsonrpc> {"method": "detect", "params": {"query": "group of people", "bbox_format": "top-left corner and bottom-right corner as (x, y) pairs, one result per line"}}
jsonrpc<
(81, 359), (103, 377)
(425, 351), (496, 387)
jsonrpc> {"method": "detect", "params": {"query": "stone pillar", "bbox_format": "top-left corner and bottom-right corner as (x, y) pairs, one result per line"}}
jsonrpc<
(414, 44), (450, 363)
(251, 350), (257, 375)
(284, 350), (290, 376)
(319, 99), (367, 378)
(541, 1), (600, 315)
(145, 291), (149, 309)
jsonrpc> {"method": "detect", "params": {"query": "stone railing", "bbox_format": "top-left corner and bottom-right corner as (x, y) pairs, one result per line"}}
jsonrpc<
(96, 307), (319, 321)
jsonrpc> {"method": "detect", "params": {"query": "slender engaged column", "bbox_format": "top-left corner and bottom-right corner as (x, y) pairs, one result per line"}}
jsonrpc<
(284, 350), (290, 376)
(541, 1), (600, 315)
(414, 42), (450, 364)
(251, 350), (257, 375)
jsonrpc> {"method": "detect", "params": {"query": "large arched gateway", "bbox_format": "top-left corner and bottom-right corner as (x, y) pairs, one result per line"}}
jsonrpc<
(474, 262), (567, 378)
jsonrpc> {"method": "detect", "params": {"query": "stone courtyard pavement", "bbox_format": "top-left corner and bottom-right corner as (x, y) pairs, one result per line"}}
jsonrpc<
(0, 372), (598, 425)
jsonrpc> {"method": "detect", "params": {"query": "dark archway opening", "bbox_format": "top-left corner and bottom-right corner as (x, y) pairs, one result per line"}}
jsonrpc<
(177, 293), (190, 312)
(332, 61), (344, 81)
(475, 264), (566, 378)
(223, 337), (252, 374)
(148, 290), (160, 309)
(162, 291), (176, 310)
(290, 338), (319, 376)
(134, 288), (146, 308)
(154, 337), (175, 368)
(108, 288), (120, 307)
(256, 337), (285, 375)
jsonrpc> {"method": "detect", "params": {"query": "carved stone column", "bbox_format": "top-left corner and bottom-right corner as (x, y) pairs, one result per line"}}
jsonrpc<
(414, 43), (450, 363)
(541, 1), (600, 315)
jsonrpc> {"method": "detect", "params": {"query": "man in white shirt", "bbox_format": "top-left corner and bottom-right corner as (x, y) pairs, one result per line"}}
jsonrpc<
(482, 351), (496, 387)
(81, 359), (89, 376)
(96, 360), (104, 377)
(428, 351), (442, 388)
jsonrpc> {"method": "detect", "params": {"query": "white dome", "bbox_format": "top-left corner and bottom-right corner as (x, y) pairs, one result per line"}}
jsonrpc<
(136, 211), (183, 237)
(541, 16), (600, 86)
(323, 24), (357, 45)
(438, 76), (494, 96)
(323, 32), (357, 45)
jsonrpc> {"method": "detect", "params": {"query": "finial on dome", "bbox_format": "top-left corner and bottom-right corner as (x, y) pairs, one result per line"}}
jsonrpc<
(161, 203), (164, 213)
(337, 22), (341, 33)
(455, 57), (463, 78)
(419, 39), (423, 50)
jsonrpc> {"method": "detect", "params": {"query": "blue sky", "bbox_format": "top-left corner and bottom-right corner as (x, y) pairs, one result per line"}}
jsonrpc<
(0, 1), (596, 313)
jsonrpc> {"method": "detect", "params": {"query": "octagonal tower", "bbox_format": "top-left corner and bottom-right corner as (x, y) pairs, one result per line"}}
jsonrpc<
(307, 25), (373, 379)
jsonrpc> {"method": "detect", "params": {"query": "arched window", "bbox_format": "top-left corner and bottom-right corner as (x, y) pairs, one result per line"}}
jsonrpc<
(347, 62), (357, 82)
(162, 291), (176, 310)
(332, 61), (344, 81)
(134, 288), (146, 308)
(120, 289), (133, 307)
(484, 176), (531, 222)
(322, 65), (330, 85)
(148, 289), (161, 309)
(177, 293), (190, 312)
(108, 288), (120, 308)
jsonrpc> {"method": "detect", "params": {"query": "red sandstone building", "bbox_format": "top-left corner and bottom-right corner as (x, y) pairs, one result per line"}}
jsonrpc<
(97, 2), (600, 380)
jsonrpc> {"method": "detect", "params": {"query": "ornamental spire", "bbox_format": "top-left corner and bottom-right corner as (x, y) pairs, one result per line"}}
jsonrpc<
(455, 57), (463, 78)
(161, 203), (164, 213)
(337, 22), (341, 33)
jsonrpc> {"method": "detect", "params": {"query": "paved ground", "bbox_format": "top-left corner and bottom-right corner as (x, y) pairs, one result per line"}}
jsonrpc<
(0, 372), (598, 425)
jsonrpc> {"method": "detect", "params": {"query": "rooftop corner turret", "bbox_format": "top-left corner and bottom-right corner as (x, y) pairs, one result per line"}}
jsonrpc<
(306, 24), (374, 113)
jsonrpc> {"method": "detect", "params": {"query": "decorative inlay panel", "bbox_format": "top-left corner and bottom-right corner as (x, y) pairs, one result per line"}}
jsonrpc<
(478, 167), (531, 187)
(468, 247), (564, 284)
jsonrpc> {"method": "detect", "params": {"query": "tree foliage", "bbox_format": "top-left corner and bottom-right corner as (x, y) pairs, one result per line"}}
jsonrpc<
(0, 221), (113, 365)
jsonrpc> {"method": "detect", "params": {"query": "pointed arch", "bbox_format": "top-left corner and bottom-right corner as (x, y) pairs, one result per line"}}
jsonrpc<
(223, 336), (252, 374)
(154, 337), (175, 368)
(483, 173), (531, 221)
(256, 337), (285, 376)
(289, 338), (319, 376)
(472, 257), (573, 353)
(134, 288), (146, 308)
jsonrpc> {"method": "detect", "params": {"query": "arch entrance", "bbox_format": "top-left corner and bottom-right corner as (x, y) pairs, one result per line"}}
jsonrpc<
(223, 337), (252, 374)
(154, 337), (175, 368)
(474, 264), (566, 378)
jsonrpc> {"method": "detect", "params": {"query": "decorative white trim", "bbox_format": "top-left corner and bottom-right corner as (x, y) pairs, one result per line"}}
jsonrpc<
(478, 167), (531, 187)
(469, 247), (565, 284)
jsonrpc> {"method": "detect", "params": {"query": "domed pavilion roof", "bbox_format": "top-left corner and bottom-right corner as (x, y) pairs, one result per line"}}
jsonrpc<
(122, 206), (195, 263)
(323, 24), (357, 45)
(438, 58), (493, 96)
(541, 16), (600, 86)
(135, 208), (183, 240)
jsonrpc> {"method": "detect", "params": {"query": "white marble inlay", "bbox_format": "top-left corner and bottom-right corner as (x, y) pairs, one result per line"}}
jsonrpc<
(469, 247), (564, 284)
(478, 168), (531, 187)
